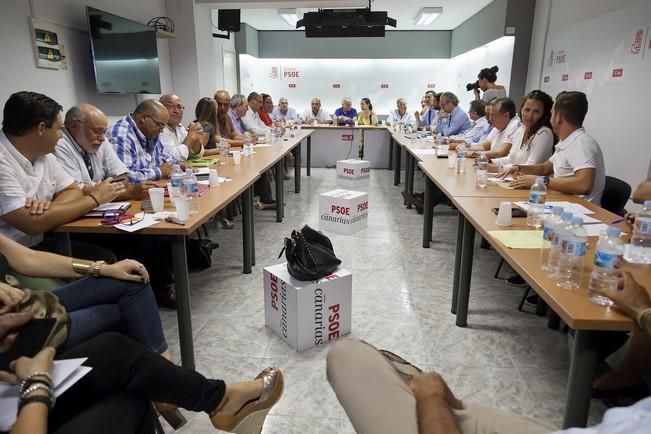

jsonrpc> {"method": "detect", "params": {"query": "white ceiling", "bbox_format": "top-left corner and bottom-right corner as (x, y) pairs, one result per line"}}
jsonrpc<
(206, 0), (495, 31)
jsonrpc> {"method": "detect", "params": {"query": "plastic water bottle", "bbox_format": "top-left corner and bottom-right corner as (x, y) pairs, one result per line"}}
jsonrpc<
(540, 206), (564, 272)
(629, 200), (651, 264)
(170, 164), (184, 188)
(243, 132), (252, 156)
(332, 115), (338, 126)
(548, 212), (574, 279)
(182, 168), (199, 215)
(526, 177), (547, 228)
(456, 143), (466, 174)
(476, 152), (489, 188)
(557, 216), (588, 290)
(296, 118), (302, 133)
(588, 226), (624, 306)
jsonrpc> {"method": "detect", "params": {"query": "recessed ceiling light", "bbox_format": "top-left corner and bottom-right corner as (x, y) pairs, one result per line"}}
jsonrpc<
(415, 7), (442, 26)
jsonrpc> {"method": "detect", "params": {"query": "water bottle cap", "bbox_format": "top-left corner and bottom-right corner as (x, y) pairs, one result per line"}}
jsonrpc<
(645, 200), (651, 208)
(552, 206), (563, 213)
(606, 226), (621, 237)
(536, 176), (545, 183)
(561, 212), (573, 220)
(571, 216), (583, 225)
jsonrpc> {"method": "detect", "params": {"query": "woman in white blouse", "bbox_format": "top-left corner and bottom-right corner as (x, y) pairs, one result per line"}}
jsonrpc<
(490, 90), (555, 172)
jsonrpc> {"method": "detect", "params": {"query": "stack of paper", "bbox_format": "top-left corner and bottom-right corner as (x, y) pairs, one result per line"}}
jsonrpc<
(489, 230), (544, 249)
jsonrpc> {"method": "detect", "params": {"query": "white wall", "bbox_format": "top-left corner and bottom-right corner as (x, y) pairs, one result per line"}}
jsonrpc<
(0, 0), (172, 119)
(526, 0), (651, 203)
(239, 36), (514, 116)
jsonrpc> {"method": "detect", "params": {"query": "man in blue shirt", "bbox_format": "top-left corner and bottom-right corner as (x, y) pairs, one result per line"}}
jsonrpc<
(334, 97), (357, 125)
(435, 92), (473, 136)
(271, 97), (298, 124)
(415, 90), (440, 129)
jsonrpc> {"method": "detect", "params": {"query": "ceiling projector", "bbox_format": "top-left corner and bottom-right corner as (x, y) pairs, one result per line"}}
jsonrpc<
(296, 8), (397, 37)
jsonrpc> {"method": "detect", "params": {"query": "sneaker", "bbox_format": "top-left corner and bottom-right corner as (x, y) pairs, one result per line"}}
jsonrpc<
(379, 349), (422, 383)
(525, 294), (538, 306)
(507, 274), (527, 287)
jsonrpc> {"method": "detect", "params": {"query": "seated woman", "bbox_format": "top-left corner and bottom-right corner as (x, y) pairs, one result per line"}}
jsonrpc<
(259, 94), (274, 127)
(0, 327), (283, 433)
(357, 98), (378, 126)
(489, 90), (555, 172)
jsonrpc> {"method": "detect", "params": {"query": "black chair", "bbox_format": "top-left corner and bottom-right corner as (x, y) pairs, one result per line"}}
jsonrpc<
(601, 176), (631, 217)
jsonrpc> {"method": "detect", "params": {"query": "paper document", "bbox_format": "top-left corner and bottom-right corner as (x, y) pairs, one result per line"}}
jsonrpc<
(413, 149), (437, 156)
(489, 230), (544, 249)
(253, 144), (273, 148)
(514, 201), (595, 215)
(0, 358), (92, 430)
(113, 213), (161, 233)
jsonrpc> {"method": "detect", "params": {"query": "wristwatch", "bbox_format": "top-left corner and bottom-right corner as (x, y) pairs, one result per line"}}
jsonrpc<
(542, 176), (550, 186)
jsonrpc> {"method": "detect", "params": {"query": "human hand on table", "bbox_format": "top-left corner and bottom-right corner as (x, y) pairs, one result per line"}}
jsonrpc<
(24, 198), (51, 216)
(89, 178), (126, 204)
(128, 181), (158, 200)
(497, 164), (520, 179)
(596, 271), (651, 321)
(509, 175), (537, 189)
(100, 259), (150, 284)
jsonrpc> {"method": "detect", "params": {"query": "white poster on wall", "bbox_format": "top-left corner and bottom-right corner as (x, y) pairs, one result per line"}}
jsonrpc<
(238, 36), (515, 117)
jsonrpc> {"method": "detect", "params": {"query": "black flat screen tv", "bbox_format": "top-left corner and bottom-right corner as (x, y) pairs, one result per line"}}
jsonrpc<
(87, 7), (161, 94)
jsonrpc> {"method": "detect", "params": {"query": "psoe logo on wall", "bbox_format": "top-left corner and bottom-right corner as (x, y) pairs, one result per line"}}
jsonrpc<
(630, 29), (645, 55)
(269, 66), (301, 80)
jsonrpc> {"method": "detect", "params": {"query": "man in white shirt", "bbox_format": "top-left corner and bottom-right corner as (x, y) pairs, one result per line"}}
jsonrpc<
(506, 91), (605, 204)
(55, 104), (153, 200)
(388, 98), (415, 127)
(158, 94), (204, 161)
(0, 91), (122, 247)
(271, 97), (298, 123)
(301, 98), (331, 124)
(459, 97), (519, 160)
(415, 91), (439, 129)
(242, 92), (272, 136)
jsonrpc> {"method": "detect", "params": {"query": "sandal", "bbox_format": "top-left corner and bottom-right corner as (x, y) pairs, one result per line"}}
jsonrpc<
(219, 217), (235, 230)
(211, 367), (284, 433)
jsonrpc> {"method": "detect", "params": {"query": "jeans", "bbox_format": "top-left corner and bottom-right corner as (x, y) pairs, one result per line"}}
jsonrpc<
(53, 277), (168, 353)
(50, 333), (225, 434)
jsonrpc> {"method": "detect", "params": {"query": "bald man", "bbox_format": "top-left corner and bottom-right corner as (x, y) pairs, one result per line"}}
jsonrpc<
(110, 99), (176, 181)
(54, 104), (132, 197)
(159, 94), (204, 161)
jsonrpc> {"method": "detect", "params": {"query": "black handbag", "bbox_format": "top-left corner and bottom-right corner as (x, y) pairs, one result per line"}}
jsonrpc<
(279, 225), (341, 281)
(186, 233), (219, 270)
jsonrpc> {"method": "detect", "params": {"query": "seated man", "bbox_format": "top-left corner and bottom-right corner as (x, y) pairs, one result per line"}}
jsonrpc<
(110, 99), (177, 181)
(434, 92), (472, 136)
(227, 93), (250, 137)
(271, 97), (298, 124)
(334, 97), (357, 126)
(242, 92), (272, 136)
(327, 274), (651, 434)
(55, 104), (153, 199)
(388, 98), (416, 127)
(213, 90), (250, 147)
(504, 91), (605, 204)
(0, 91), (122, 255)
(301, 98), (331, 124)
(415, 91), (439, 129)
(452, 97), (519, 160)
(447, 100), (490, 145)
(158, 94), (204, 161)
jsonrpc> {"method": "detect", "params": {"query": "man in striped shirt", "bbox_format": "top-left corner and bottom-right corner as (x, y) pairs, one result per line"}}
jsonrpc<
(110, 99), (176, 181)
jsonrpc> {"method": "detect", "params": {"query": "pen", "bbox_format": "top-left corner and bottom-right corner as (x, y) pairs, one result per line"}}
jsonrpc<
(610, 218), (625, 225)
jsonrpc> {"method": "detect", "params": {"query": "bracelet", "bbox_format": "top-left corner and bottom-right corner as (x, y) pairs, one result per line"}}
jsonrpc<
(88, 193), (100, 207)
(20, 371), (53, 387)
(20, 383), (53, 400)
(20, 378), (52, 391)
(17, 395), (53, 415)
(71, 259), (93, 275)
(636, 308), (651, 331)
(90, 260), (105, 278)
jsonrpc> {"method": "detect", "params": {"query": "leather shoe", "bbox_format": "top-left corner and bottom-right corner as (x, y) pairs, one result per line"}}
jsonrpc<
(155, 286), (177, 309)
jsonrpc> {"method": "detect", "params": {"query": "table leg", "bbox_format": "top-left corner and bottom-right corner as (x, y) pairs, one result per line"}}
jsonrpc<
(294, 144), (301, 194)
(388, 137), (394, 170)
(275, 161), (283, 222)
(250, 187), (255, 267)
(422, 177), (434, 248)
(306, 136), (311, 176)
(562, 330), (601, 428)
(451, 212), (464, 314)
(455, 218), (475, 327)
(171, 236), (195, 369)
(393, 143), (401, 186)
(242, 187), (252, 274)
(408, 155), (415, 197)
(404, 154), (413, 208)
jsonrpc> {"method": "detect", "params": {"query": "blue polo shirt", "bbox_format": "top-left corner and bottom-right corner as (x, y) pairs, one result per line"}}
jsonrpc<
(335, 107), (358, 125)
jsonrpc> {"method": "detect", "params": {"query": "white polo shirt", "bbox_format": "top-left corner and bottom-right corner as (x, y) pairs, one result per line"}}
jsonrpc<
(0, 131), (75, 246)
(550, 127), (605, 204)
(55, 128), (127, 186)
(489, 117), (520, 151)
(159, 124), (203, 161)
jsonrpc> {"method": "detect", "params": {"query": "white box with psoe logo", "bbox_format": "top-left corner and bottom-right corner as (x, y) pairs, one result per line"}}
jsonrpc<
(263, 263), (352, 352)
(319, 189), (368, 235)
(336, 159), (370, 187)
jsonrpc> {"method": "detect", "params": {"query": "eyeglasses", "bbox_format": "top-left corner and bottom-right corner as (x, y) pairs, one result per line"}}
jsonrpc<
(164, 103), (185, 111)
(147, 116), (167, 130)
(77, 120), (107, 138)
(100, 211), (145, 226)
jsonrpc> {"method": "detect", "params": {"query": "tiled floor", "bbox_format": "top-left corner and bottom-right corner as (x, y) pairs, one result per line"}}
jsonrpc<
(159, 168), (606, 433)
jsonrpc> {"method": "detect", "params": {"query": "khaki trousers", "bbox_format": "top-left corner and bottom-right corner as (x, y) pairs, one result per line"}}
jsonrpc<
(326, 340), (557, 434)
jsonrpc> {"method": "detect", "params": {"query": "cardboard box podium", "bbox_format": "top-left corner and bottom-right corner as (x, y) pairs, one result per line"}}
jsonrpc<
(336, 159), (370, 187)
(263, 263), (352, 351)
(319, 189), (368, 235)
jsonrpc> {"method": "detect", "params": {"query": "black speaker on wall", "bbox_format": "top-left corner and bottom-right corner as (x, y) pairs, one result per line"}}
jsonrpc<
(218, 9), (240, 32)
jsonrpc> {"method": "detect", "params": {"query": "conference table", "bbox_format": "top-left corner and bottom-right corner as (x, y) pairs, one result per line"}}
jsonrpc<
(415, 155), (650, 428)
(54, 130), (313, 370)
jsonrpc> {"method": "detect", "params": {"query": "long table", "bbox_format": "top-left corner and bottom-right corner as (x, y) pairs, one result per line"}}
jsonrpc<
(55, 131), (313, 370)
(415, 155), (651, 428)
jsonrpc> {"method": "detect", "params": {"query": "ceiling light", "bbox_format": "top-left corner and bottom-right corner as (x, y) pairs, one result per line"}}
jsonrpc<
(415, 7), (442, 26)
(279, 9), (299, 27)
